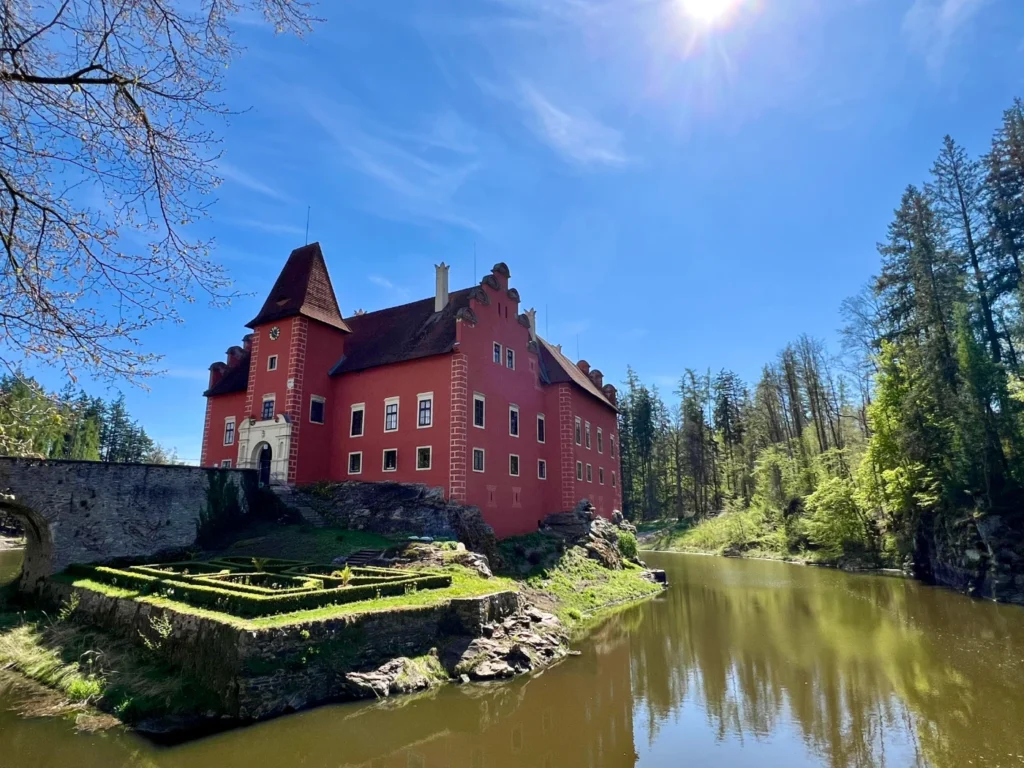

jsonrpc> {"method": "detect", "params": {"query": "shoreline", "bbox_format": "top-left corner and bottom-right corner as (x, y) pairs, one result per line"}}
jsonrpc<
(641, 546), (909, 577)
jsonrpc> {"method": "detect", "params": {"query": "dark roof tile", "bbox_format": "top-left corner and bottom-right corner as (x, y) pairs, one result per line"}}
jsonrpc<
(204, 352), (250, 397)
(247, 242), (351, 332)
(538, 338), (617, 411)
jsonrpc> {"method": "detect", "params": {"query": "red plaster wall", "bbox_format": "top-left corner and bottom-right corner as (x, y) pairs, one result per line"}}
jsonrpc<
(202, 390), (246, 468)
(327, 356), (453, 489)
(293, 319), (347, 485)
(247, 318), (297, 421)
(460, 273), (559, 538)
(565, 387), (621, 520)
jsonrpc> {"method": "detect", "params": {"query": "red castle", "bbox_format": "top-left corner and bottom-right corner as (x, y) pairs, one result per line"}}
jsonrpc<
(200, 243), (621, 538)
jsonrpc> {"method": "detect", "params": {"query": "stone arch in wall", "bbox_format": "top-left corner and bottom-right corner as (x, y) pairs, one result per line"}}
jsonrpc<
(0, 496), (52, 590)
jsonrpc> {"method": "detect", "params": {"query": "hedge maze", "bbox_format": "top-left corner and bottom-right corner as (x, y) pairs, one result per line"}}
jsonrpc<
(66, 558), (452, 619)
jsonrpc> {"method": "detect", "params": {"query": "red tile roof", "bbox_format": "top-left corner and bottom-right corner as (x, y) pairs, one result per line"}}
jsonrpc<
(538, 338), (617, 411)
(247, 242), (351, 332)
(329, 288), (474, 375)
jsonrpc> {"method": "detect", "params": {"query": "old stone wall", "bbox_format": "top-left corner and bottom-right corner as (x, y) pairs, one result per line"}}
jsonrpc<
(0, 458), (257, 589)
(43, 579), (521, 720)
(296, 481), (500, 563)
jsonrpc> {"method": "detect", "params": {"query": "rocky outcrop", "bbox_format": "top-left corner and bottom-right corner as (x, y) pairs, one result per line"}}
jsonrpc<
(344, 655), (445, 698)
(389, 542), (493, 579)
(295, 481), (500, 566)
(445, 605), (568, 681)
(541, 500), (629, 570)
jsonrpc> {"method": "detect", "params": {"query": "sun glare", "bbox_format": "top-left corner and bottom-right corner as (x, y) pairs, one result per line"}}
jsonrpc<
(679, 0), (742, 27)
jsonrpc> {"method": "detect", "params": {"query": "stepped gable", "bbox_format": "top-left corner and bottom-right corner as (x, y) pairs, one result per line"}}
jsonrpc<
(247, 242), (351, 332)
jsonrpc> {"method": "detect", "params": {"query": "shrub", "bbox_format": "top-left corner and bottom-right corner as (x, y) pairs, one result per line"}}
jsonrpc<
(616, 531), (639, 560)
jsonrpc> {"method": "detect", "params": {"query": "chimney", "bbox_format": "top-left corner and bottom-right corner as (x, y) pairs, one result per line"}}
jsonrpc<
(226, 345), (245, 367)
(589, 369), (604, 388)
(577, 359), (590, 375)
(242, 334), (254, 353)
(525, 307), (538, 341)
(435, 262), (450, 312)
(208, 362), (228, 390)
(602, 384), (618, 405)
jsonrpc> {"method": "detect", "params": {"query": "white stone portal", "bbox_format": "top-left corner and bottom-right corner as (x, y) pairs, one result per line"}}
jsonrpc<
(236, 415), (292, 485)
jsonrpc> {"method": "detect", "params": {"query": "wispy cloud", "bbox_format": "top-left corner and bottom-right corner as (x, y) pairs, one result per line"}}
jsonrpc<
(299, 97), (484, 232)
(516, 81), (630, 167)
(217, 161), (295, 204)
(368, 274), (411, 300)
(903, 0), (990, 72)
(164, 367), (213, 383)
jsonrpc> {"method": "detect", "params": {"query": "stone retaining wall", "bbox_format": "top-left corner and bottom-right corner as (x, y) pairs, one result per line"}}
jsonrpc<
(0, 458), (257, 590)
(43, 579), (521, 720)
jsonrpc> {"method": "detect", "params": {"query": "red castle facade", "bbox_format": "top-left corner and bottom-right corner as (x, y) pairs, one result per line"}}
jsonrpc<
(200, 243), (621, 538)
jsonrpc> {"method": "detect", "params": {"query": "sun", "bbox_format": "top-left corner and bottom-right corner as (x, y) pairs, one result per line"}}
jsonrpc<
(678, 0), (743, 27)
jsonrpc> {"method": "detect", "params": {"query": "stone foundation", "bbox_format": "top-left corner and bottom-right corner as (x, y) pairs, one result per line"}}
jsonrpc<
(43, 579), (521, 720)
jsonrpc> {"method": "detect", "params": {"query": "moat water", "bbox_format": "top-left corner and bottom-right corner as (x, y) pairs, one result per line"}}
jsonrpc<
(2, 549), (1024, 767)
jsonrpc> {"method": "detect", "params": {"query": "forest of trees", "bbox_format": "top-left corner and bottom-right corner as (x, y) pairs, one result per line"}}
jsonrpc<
(619, 98), (1024, 569)
(0, 376), (179, 464)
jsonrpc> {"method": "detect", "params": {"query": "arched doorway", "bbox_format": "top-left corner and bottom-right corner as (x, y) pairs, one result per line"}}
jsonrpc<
(0, 500), (52, 592)
(255, 442), (272, 487)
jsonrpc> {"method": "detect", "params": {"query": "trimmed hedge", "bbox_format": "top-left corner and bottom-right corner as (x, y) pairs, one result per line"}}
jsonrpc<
(65, 563), (453, 618)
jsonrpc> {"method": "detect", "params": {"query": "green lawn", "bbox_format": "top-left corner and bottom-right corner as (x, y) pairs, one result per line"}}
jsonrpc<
(211, 522), (399, 562)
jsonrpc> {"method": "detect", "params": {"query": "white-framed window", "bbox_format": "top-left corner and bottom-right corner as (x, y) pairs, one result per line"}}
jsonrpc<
(382, 448), (398, 472)
(417, 392), (433, 428)
(350, 403), (365, 437)
(506, 348), (515, 370)
(223, 417), (235, 446)
(586, 463), (593, 483)
(348, 452), (362, 475)
(509, 454), (520, 477)
(416, 446), (432, 470)
(384, 397), (399, 432)
(220, 459), (232, 468)
(576, 461), (583, 481)
(309, 395), (325, 425)
(599, 467), (605, 485)
(509, 404), (520, 437)
(585, 422), (591, 450)
(493, 342), (502, 364)
(538, 459), (547, 480)
(597, 428), (603, 454)
(472, 448), (485, 473)
(537, 414), (546, 443)
(261, 396), (275, 421)
(610, 435), (616, 459)
(612, 471), (617, 488)
(267, 354), (278, 372)
(574, 417), (582, 445)
(473, 393), (485, 429)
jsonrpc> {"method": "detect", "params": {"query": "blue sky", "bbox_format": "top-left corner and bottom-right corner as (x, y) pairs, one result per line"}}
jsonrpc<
(38, 0), (1024, 461)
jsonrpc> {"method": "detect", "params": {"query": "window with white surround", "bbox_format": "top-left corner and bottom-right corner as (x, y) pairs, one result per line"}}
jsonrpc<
(586, 463), (593, 483)
(575, 417), (582, 445)
(612, 471), (617, 488)
(509, 454), (520, 477)
(493, 342), (502, 364)
(348, 452), (362, 475)
(538, 459), (547, 479)
(309, 395), (325, 424)
(509, 404), (519, 437)
(599, 467), (605, 485)
(267, 354), (278, 371)
(416, 446), (432, 470)
(261, 397), (275, 421)
(473, 393), (485, 428)
(585, 422), (591, 449)
(576, 461), (583, 481)
(220, 459), (232, 468)
(610, 435), (616, 459)
(382, 449), (398, 472)
(350, 404), (365, 437)
(506, 348), (515, 370)
(537, 414), (546, 443)
(597, 428), (603, 454)
(417, 392), (433, 428)
(473, 448), (485, 472)
(384, 397), (399, 432)
(223, 417), (235, 446)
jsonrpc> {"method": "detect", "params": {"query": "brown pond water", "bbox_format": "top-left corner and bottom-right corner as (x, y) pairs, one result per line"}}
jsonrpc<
(2, 551), (1024, 767)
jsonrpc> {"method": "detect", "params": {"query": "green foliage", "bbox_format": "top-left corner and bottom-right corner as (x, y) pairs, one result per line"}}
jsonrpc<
(616, 531), (639, 560)
(195, 472), (245, 548)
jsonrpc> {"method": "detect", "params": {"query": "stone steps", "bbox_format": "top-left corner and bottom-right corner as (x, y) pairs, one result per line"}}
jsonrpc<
(270, 485), (327, 528)
(344, 549), (385, 566)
